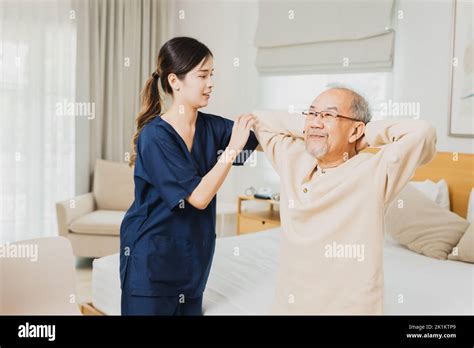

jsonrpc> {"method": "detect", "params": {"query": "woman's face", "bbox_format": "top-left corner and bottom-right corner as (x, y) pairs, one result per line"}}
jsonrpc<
(178, 56), (214, 109)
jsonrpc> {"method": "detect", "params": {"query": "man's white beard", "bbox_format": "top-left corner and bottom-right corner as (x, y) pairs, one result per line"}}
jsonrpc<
(306, 141), (328, 159)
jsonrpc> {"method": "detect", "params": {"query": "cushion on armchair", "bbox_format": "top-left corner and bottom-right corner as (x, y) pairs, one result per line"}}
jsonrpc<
(69, 210), (125, 236)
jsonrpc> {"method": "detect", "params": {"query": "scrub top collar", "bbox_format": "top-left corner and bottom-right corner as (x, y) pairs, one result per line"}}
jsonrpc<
(155, 112), (204, 173)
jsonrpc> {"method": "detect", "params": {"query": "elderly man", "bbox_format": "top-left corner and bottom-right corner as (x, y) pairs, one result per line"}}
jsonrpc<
(252, 86), (436, 314)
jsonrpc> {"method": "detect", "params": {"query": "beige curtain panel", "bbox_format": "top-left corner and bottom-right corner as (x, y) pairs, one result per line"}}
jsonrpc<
(74, 0), (168, 174)
(254, 0), (396, 74)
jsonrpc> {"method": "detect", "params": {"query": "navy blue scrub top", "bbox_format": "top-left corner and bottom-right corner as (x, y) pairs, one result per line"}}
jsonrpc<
(120, 111), (259, 298)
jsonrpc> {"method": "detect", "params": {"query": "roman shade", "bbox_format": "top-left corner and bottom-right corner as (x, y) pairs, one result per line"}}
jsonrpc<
(255, 0), (396, 74)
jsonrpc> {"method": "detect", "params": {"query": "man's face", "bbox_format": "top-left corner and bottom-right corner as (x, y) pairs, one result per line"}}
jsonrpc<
(304, 89), (358, 160)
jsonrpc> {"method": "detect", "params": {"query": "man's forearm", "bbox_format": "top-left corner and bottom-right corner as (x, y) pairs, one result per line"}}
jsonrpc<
(250, 110), (305, 172)
(365, 119), (436, 150)
(253, 110), (305, 139)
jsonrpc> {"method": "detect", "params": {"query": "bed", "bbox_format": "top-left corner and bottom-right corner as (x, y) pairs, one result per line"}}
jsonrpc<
(85, 151), (474, 315)
(90, 227), (473, 315)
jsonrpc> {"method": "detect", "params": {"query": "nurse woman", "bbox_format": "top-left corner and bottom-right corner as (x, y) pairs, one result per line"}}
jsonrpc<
(120, 37), (259, 315)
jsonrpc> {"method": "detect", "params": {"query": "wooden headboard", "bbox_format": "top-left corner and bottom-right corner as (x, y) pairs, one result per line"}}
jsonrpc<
(364, 149), (474, 218)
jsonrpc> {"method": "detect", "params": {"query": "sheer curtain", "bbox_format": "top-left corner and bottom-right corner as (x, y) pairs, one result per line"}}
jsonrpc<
(0, 0), (76, 243)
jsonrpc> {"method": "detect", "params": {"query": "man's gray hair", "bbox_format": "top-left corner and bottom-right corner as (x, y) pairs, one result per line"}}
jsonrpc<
(325, 83), (372, 124)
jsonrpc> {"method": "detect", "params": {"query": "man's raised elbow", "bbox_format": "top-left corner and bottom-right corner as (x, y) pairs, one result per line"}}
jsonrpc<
(418, 120), (437, 145)
(416, 121), (437, 164)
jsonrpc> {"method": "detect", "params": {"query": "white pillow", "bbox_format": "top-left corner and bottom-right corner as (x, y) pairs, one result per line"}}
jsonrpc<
(434, 179), (450, 210)
(409, 179), (450, 210)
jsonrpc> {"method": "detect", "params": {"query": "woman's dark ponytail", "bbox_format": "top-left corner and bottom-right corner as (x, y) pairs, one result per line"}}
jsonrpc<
(129, 73), (162, 167)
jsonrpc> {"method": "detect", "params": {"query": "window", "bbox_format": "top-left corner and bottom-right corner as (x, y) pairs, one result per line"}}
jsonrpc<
(258, 72), (392, 119)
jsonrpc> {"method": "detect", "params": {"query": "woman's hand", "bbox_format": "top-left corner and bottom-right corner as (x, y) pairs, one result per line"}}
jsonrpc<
(227, 114), (256, 152)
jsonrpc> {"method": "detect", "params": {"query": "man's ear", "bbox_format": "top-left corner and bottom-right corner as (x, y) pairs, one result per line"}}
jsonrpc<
(348, 122), (366, 144)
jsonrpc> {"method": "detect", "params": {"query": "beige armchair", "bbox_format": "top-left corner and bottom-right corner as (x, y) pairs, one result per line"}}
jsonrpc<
(56, 159), (134, 258)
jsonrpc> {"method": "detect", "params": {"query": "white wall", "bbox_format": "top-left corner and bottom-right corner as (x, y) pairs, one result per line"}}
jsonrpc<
(392, 0), (473, 153)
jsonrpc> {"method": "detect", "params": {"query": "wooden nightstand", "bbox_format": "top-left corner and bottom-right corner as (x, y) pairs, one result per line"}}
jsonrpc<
(237, 195), (280, 235)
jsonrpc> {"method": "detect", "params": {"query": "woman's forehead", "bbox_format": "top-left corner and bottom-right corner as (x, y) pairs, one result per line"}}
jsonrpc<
(194, 56), (214, 72)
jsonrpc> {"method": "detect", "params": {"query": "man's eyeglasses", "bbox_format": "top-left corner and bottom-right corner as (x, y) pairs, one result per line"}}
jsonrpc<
(301, 110), (359, 122)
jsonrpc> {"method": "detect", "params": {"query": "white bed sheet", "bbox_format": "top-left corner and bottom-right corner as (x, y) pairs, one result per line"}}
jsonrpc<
(92, 228), (473, 315)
